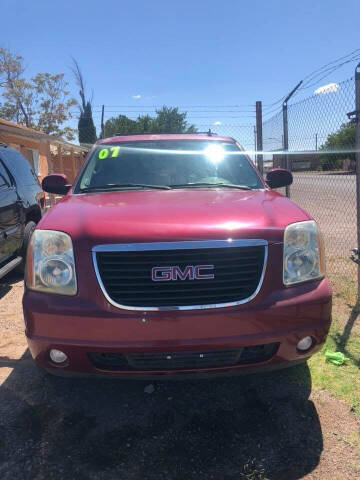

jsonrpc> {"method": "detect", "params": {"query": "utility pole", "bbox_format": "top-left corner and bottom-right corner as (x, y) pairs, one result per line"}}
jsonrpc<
(101, 105), (105, 139)
(256, 101), (263, 175)
(315, 133), (318, 151)
(283, 80), (303, 197)
(253, 125), (257, 166)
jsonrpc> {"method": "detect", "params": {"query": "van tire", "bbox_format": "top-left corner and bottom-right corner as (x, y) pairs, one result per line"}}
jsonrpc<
(16, 221), (36, 273)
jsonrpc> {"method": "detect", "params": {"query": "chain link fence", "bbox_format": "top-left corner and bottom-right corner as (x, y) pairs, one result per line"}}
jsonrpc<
(262, 77), (358, 291)
(263, 110), (283, 168)
(49, 84), (360, 294)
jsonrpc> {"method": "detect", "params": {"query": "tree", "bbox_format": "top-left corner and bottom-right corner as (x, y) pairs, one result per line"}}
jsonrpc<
(0, 47), (34, 126)
(136, 114), (155, 133)
(319, 122), (355, 170)
(32, 73), (77, 138)
(152, 106), (196, 133)
(0, 47), (76, 140)
(71, 58), (97, 144)
(104, 106), (197, 137)
(78, 102), (97, 144)
(104, 115), (138, 137)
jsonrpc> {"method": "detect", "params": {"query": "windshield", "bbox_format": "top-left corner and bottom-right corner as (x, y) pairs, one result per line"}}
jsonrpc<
(75, 140), (264, 192)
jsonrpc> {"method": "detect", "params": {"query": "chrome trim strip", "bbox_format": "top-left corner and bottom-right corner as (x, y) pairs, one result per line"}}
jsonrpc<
(92, 239), (268, 252)
(92, 239), (268, 311)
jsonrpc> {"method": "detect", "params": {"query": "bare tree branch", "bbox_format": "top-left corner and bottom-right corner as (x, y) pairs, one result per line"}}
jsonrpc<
(70, 57), (86, 111)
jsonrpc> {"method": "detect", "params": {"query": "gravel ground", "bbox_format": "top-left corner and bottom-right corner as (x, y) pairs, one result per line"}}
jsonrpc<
(0, 272), (359, 480)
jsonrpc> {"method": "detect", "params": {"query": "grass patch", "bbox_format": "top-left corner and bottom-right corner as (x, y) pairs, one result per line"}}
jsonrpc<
(337, 431), (360, 457)
(308, 327), (360, 415)
(329, 271), (357, 307)
(288, 272), (360, 415)
(306, 270), (359, 415)
(240, 459), (269, 479)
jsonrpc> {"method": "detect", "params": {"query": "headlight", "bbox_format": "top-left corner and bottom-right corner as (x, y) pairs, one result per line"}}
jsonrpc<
(25, 230), (77, 295)
(283, 220), (325, 285)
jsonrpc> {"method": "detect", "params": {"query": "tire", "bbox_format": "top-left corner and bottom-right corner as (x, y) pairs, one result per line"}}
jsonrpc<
(16, 221), (36, 274)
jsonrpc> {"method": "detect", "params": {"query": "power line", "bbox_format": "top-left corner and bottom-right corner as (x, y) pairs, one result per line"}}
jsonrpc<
(82, 110), (256, 114)
(68, 48), (360, 127)
(302, 48), (360, 82)
(298, 55), (360, 91)
(262, 105), (282, 118)
(78, 115), (256, 119)
(91, 104), (255, 108)
(262, 47), (360, 113)
(262, 95), (287, 111)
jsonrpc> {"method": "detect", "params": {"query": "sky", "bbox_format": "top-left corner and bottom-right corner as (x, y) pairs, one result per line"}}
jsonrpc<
(1, 0), (360, 140)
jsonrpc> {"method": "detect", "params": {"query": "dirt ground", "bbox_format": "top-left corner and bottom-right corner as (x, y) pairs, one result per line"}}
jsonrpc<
(0, 272), (359, 480)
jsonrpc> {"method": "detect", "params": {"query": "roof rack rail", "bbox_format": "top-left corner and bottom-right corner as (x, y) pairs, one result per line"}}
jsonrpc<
(114, 133), (138, 136)
(196, 129), (218, 136)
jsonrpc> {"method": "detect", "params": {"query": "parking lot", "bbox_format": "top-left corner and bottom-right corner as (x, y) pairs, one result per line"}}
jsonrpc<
(1, 271), (360, 480)
(2, 2), (360, 478)
(291, 173), (356, 256)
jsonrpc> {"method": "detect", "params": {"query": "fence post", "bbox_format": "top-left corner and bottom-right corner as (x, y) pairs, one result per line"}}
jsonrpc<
(355, 64), (360, 300)
(282, 101), (290, 196)
(256, 101), (263, 175)
(282, 81), (303, 197)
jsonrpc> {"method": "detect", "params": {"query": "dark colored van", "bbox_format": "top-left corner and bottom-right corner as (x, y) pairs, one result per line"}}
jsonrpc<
(0, 145), (44, 279)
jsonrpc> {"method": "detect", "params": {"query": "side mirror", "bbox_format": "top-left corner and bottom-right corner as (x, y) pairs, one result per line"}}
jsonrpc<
(42, 174), (71, 195)
(266, 169), (293, 189)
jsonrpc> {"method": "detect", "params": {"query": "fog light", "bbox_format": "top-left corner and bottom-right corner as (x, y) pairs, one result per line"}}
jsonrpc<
(297, 336), (313, 352)
(49, 349), (68, 364)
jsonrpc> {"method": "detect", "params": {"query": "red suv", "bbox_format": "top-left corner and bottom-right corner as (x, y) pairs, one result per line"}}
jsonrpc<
(23, 134), (331, 377)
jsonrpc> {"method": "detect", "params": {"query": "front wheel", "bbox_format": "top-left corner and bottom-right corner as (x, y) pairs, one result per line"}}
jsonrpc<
(16, 221), (36, 273)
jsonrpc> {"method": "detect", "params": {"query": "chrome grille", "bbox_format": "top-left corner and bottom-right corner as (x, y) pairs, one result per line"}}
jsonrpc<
(93, 240), (267, 310)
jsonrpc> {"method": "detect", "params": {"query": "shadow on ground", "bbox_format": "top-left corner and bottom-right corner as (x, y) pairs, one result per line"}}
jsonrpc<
(0, 283), (11, 300)
(332, 303), (360, 369)
(0, 353), (322, 480)
(0, 270), (23, 300)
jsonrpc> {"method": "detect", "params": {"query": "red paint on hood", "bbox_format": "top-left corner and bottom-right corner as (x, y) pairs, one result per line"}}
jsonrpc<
(38, 189), (311, 250)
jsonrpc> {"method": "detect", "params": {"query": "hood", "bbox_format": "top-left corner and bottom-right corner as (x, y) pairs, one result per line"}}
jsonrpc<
(39, 189), (311, 250)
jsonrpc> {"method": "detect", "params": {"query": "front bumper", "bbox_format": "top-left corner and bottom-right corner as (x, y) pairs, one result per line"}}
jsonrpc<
(23, 277), (332, 378)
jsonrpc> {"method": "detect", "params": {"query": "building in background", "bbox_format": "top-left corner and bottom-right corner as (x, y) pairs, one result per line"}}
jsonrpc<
(0, 118), (88, 183)
(272, 151), (321, 171)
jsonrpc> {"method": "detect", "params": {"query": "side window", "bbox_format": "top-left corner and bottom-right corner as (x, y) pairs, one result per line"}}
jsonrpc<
(0, 160), (11, 188)
(0, 148), (38, 185)
(32, 150), (40, 175)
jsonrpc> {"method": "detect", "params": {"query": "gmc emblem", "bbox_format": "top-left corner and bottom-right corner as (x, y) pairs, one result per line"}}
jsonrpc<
(151, 265), (215, 282)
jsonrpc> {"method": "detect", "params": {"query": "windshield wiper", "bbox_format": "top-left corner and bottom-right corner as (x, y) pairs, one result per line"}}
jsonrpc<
(169, 182), (252, 190)
(80, 183), (171, 192)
